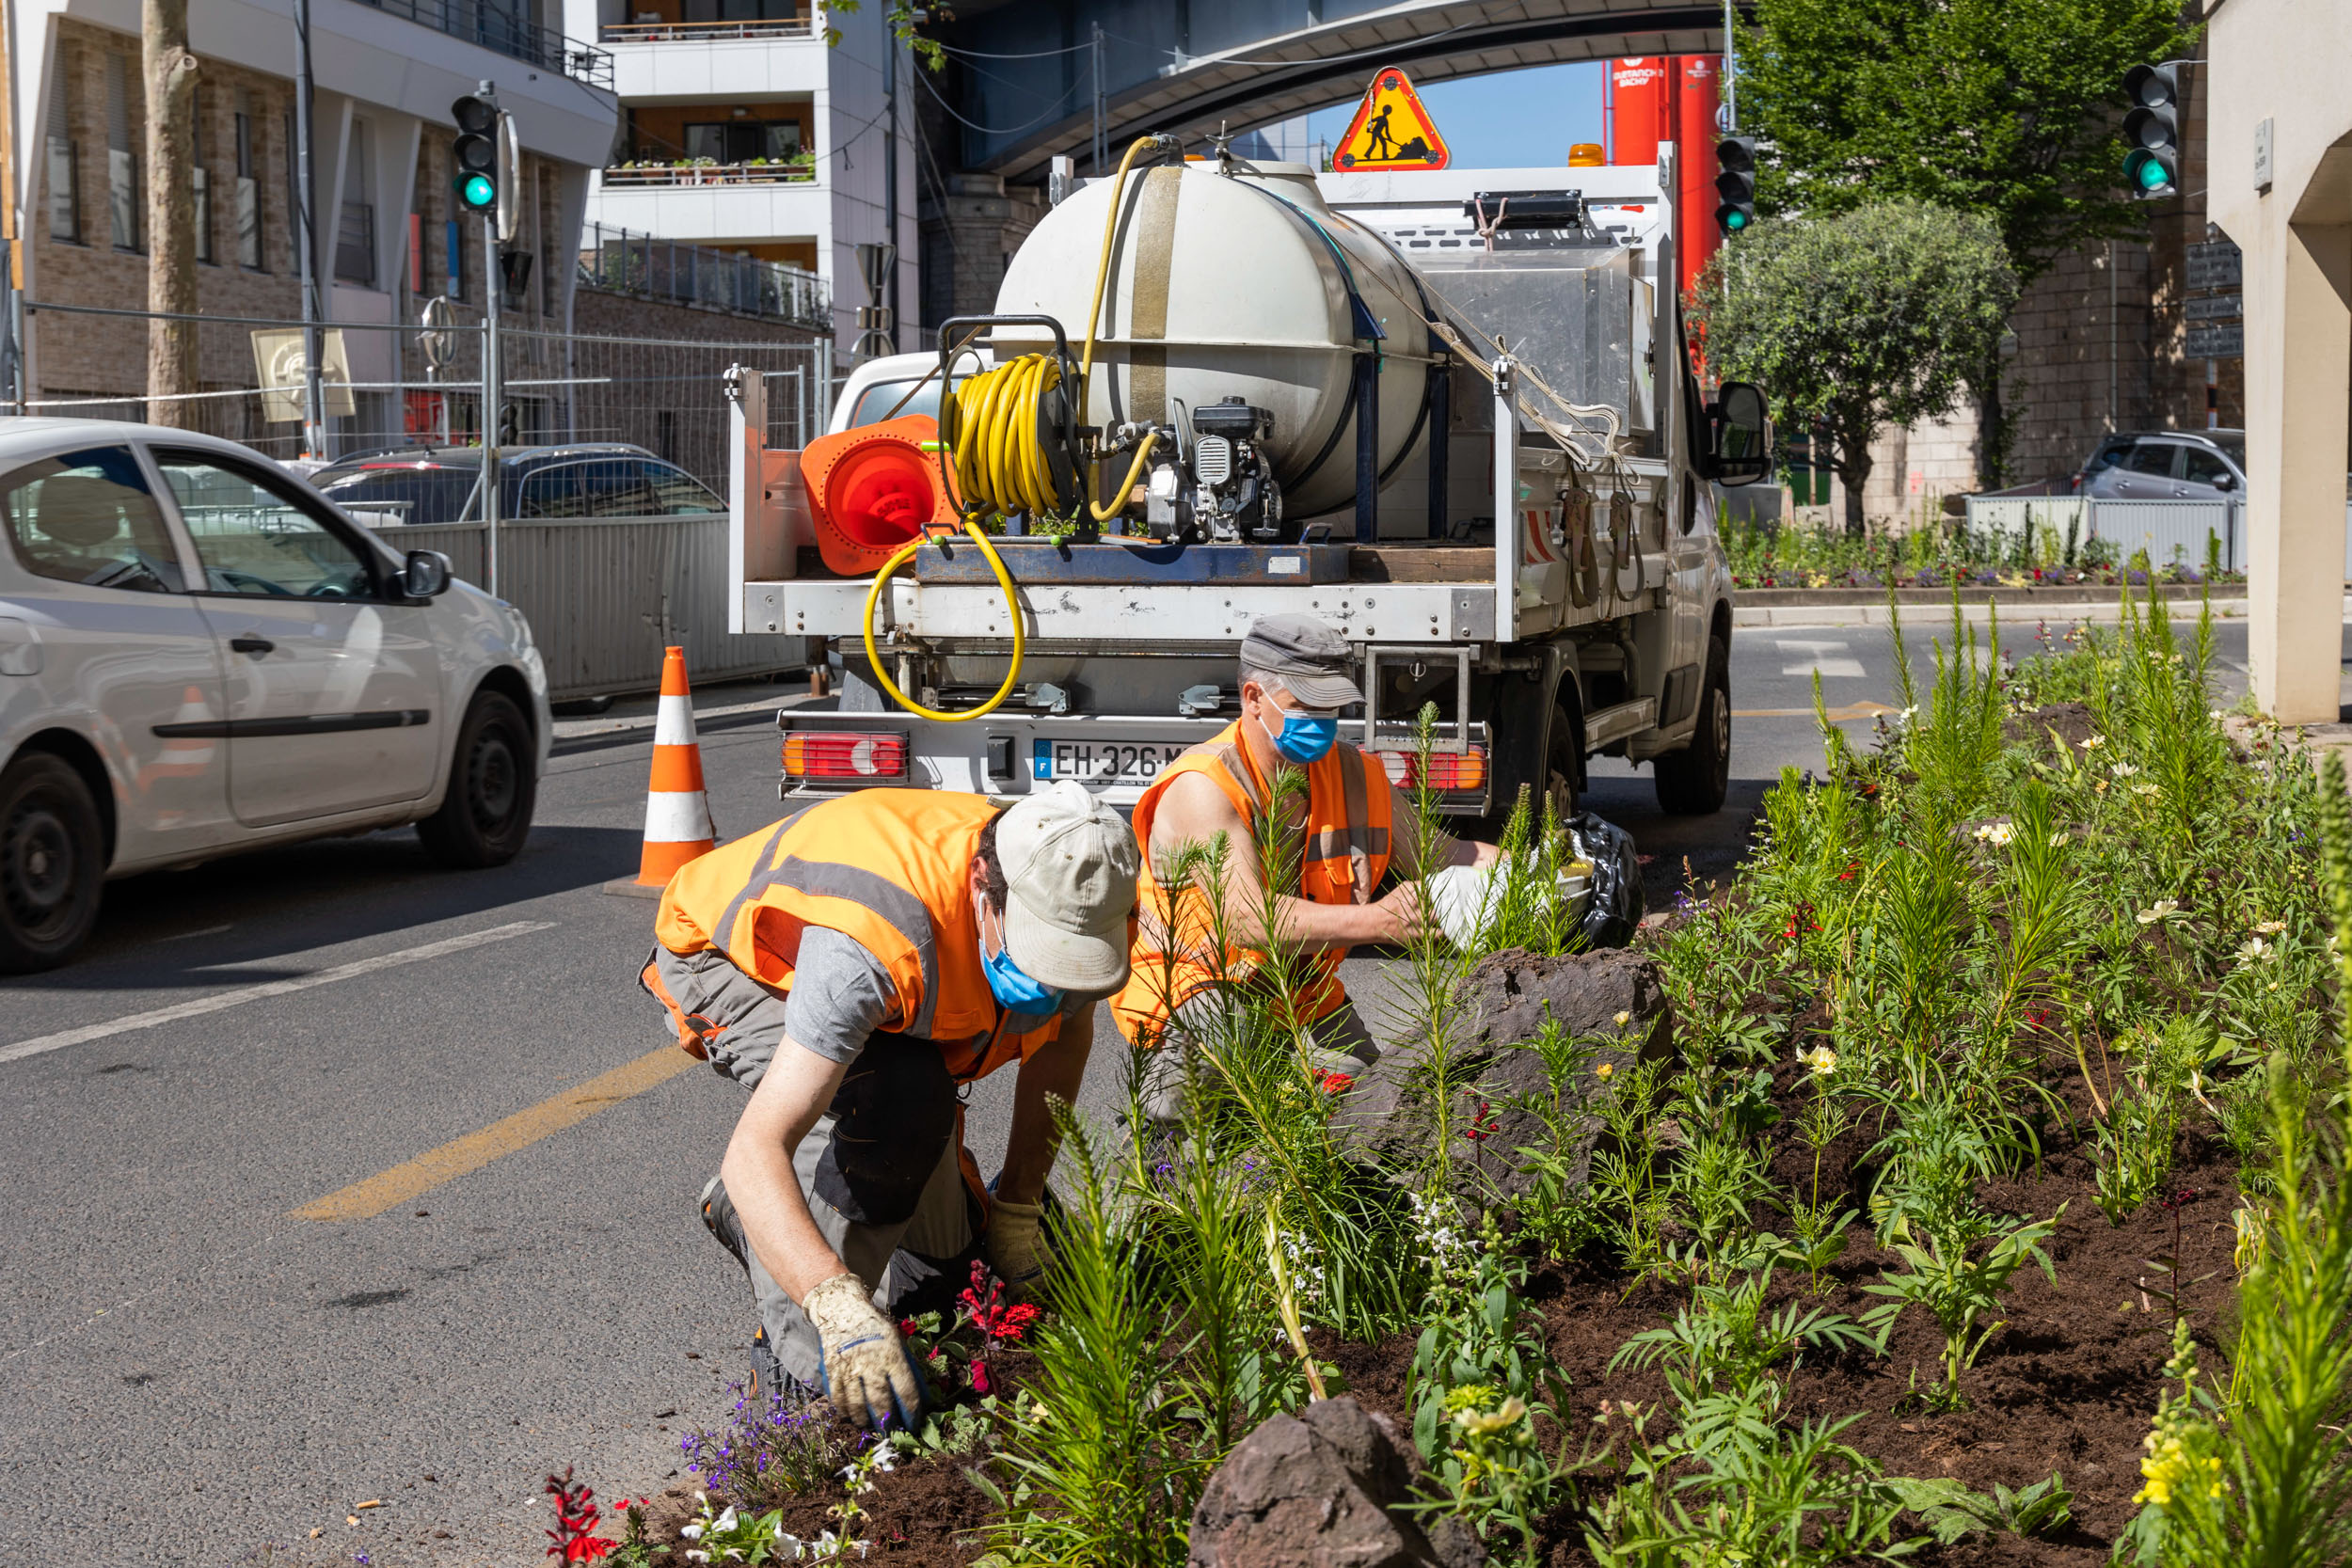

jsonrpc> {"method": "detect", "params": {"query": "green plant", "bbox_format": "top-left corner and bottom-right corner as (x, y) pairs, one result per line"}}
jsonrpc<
(1884, 1471), (2074, 1543)
(1406, 1214), (1569, 1460)
(1412, 1385), (1555, 1566)
(1609, 1267), (1875, 1404)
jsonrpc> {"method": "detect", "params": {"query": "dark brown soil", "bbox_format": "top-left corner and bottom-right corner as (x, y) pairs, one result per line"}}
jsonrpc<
(638, 1068), (2234, 1566)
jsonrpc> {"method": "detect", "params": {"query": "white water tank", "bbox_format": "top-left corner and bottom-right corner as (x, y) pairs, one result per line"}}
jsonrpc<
(992, 160), (1435, 519)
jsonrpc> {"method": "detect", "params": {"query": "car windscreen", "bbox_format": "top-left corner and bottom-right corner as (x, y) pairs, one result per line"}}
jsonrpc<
(313, 465), (482, 527)
(847, 378), (942, 428)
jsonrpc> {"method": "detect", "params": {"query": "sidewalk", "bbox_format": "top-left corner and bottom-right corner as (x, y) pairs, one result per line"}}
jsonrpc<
(550, 680), (818, 744)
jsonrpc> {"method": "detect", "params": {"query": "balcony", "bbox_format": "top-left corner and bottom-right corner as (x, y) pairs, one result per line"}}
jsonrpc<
(578, 220), (828, 329)
(603, 158), (816, 188)
(355, 0), (613, 87)
(599, 13), (814, 42)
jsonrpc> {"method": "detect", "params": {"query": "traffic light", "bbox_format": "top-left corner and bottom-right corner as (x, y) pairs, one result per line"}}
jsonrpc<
(1715, 136), (1758, 236)
(2122, 63), (2182, 200)
(452, 87), (501, 216)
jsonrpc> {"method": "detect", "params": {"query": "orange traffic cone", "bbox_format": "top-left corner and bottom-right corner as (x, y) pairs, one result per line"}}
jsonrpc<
(633, 647), (717, 887)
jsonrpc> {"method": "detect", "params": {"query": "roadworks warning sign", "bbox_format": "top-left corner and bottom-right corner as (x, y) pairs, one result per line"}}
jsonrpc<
(1334, 68), (1450, 170)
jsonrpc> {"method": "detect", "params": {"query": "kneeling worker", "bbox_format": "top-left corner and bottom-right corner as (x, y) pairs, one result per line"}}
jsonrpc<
(1112, 613), (1499, 1101)
(643, 782), (1139, 1429)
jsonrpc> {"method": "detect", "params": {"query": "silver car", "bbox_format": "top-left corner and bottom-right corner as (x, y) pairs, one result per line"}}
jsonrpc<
(2077, 429), (2247, 499)
(0, 420), (550, 971)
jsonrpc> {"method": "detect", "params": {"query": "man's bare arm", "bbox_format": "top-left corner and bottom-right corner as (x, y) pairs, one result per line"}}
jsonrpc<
(721, 1042), (854, 1300)
(1151, 770), (1418, 946)
(996, 1003), (1095, 1206)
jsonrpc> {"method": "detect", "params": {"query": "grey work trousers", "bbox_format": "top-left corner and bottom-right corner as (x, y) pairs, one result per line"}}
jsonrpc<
(648, 945), (974, 1389)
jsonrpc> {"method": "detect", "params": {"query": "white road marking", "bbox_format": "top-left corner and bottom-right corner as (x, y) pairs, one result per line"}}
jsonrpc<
(0, 920), (557, 1066)
(1775, 639), (1867, 678)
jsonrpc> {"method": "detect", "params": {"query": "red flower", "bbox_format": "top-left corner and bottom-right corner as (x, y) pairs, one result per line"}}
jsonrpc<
(960, 1260), (1042, 1346)
(971, 1359), (993, 1395)
(1464, 1101), (1499, 1143)
(543, 1469), (613, 1562)
(1317, 1070), (1356, 1094)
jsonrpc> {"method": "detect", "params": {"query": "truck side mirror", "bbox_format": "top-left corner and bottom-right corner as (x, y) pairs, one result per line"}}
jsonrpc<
(1707, 381), (1773, 487)
(403, 548), (453, 598)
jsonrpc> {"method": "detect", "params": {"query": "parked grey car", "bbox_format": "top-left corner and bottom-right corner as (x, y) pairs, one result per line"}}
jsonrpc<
(0, 420), (550, 971)
(2077, 429), (2247, 499)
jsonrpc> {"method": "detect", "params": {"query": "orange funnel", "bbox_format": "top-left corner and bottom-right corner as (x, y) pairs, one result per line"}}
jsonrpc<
(800, 415), (961, 575)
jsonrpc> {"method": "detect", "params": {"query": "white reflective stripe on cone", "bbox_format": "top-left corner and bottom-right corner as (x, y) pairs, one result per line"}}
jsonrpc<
(653, 694), (699, 748)
(644, 789), (715, 843)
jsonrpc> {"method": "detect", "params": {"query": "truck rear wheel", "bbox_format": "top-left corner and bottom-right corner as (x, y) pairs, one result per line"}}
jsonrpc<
(1469, 686), (1578, 842)
(1655, 636), (1730, 816)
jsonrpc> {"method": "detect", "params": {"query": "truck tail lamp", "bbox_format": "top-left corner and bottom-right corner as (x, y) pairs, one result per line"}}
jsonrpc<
(783, 730), (908, 781)
(1373, 745), (1489, 798)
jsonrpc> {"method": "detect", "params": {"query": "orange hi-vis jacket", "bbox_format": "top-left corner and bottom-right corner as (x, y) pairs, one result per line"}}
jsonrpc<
(1111, 721), (1392, 1045)
(652, 789), (1067, 1085)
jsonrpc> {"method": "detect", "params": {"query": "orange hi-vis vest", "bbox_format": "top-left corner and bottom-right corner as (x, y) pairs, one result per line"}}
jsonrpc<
(1112, 721), (1392, 1045)
(654, 790), (1064, 1085)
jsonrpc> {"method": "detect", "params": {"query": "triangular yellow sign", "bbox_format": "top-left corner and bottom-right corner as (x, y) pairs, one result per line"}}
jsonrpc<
(1334, 67), (1450, 171)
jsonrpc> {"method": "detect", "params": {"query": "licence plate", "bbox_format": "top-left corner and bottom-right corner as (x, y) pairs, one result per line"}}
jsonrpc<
(1033, 739), (1186, 784)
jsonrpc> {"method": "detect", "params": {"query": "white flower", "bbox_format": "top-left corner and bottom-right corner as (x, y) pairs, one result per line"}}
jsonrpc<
(2080, 735), (2106, 751)
(2111, 762), (2140, 778)
(1972, 821), (2015, 846)
(1800, 1045), (1839, 1076)
(2237, 936), (2277, 964)
(1613, 1009), (1631, 1026)
(685, 1553), (709, 1565)
(681, 1524), (706, 1542)
(2254, 921), (2287, 936)
(2132, 783), (2161, 797)
(2137, 899), (2185, 925)
(2049, 831), (2070, 847)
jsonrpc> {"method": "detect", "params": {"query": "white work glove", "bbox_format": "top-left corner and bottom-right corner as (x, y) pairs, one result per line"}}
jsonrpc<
(984, 1198), (1050, 1301)
(803, 1273), (926, 1432)
(1424, 855), (1595, 952)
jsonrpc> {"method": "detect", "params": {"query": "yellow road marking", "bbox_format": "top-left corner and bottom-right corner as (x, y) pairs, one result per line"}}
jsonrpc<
(1734, 700), (1895, 721)
(293, 1047), (698, 1221)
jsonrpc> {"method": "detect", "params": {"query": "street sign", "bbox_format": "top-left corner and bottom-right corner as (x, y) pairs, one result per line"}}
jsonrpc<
(2186, 239), (2242, 291)
(250, 327), (355, 422)
(2185, 322), (2244, 359)
(2185, 293), (2241, 323)
(1334, 68), (1450, 170)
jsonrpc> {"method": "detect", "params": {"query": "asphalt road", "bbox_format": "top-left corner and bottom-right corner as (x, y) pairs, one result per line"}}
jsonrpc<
(0, 613), (2288, 1566)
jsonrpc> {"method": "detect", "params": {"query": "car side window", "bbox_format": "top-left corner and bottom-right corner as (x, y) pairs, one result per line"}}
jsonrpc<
(2182, 448), (2235, 486)
(645, 460), (723, 515)
(0, 447), (187, 593)
(581, 458), (662, 518)
(2086, 440), (2133, 474)
(517, 461), (585, 519)
(154, 451), (377, 600)
(2126, 442), (2180, 476)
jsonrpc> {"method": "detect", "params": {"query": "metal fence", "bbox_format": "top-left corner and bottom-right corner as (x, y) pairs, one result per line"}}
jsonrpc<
(379, 514), (806, 699)
(577, 221), (829, 330)
(1964, 496), (2257, 575)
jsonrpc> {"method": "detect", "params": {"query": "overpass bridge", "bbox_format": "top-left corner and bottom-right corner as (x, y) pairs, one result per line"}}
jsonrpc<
(941, 0), (1734, 180)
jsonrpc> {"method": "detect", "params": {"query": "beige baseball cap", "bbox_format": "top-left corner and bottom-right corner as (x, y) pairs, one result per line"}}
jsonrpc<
(997, 780), (1141, 992)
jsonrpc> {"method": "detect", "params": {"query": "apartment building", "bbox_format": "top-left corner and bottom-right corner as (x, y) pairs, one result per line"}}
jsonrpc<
(564, 0), (916, 356)
(6, 0), (618, 451)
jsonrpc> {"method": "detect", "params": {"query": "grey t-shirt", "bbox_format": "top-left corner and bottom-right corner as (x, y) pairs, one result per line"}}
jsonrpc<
(782, 924), (1097, 1066)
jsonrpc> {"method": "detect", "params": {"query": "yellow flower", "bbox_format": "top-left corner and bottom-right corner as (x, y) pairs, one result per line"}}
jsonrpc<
(2253, 920), (2288, 936)
(1613, 1010), (1631, 1026)
(1452, 1396), (1529, 1437)
(1800, 1045), (1838, 1076)
(1595, 1062), (1615, 1081)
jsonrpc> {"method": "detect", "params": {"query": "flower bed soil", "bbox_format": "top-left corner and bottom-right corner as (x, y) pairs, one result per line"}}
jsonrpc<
(636, 1047), (2233, 1566)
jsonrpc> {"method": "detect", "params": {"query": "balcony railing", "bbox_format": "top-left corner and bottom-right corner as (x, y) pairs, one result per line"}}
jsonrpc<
(355, 0), (614, 88)
(599, 14), (815, 41)
(602, 160), (817, 188)
(578, 221), (828, 329)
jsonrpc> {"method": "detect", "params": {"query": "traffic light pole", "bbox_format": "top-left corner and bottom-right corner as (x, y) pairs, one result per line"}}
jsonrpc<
(293, 0), (328, 457)
(482, 216), (501, 601)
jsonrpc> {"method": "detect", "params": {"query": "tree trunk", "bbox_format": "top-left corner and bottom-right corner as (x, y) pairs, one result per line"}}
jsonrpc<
(143, 0), (199, 429)
(1839, 449), (1873, 540)
(1971, 347), (2012, 493)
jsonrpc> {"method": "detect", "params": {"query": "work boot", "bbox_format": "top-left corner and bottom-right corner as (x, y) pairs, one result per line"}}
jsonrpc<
(699, 1174), (750, 1275)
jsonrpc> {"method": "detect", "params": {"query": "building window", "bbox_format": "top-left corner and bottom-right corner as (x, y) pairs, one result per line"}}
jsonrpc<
(192, 89), (214, 263)
(682, 0), (803, 21)
(235, 98), (262, 269)
(106, 54), (139, 251)
(335, 119), (375, 285)
(683, 119), (801, 165)
(45, 55), (78, 243)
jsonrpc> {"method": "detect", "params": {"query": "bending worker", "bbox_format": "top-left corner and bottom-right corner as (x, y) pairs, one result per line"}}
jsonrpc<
(642, 782), (1139, 1429)
(1112, 613), (1499, 1107)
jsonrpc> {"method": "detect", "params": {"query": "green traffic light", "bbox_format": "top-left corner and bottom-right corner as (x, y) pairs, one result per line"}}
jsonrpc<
(2137, 160), (2169, 191)
(461, 172), (496, 210)
(1726, 209), (1750, 230)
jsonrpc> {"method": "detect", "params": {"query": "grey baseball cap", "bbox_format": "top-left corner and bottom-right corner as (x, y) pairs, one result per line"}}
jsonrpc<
(1239, 613), (1361, 710)
(997, 780), (1140, 992)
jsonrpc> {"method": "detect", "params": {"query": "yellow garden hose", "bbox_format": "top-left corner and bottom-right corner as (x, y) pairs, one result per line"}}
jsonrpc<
(860, 134), (1168, 722)
(861, 517), (1025, 721)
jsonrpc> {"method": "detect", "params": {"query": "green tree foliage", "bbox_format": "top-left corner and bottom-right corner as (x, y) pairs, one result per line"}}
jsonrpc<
(1736, 0), (2197, 483)
(1690, 202), (2018, 537)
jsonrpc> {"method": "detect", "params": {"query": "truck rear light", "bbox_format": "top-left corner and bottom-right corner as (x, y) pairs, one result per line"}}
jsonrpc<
(783, 731), (908, 780)
(1373, 746), (1489, 793)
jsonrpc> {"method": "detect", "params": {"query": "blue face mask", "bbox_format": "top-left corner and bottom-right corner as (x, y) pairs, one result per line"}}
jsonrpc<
(1260, 708), (1340, 765)
(976, 892), (1065, 1016)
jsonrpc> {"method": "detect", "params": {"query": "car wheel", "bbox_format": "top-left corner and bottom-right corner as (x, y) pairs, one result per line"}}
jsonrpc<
(417, 689), (536, 868)
(0, 752), (106, 973)
(1655, 635), (1731, 816)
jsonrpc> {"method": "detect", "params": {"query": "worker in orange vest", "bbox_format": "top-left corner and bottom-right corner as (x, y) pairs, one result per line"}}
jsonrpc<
(1111, 613), (1499, 1111)
(642, 782), (1139, 1430)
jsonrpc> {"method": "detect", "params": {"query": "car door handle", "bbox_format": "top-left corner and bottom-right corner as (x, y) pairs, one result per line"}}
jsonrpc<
(230, 635), (275, 656)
